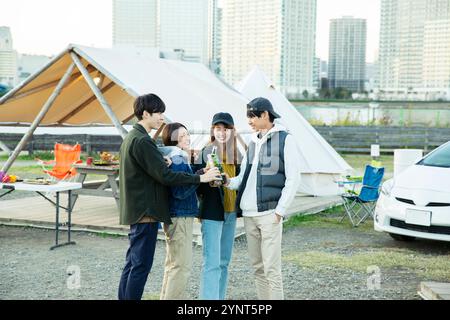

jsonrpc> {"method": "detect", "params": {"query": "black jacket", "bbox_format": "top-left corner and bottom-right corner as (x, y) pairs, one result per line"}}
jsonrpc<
(192, 144), (241, 221)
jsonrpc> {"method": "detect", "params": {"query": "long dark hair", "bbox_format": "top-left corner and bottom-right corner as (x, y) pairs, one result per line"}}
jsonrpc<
(209, 122), (240, 166)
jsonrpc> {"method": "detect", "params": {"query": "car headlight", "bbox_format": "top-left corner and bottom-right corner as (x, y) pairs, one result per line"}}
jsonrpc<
(381, 179), (395, 197)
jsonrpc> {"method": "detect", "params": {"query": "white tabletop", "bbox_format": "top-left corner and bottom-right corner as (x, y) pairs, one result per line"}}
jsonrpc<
(0, 182), (82, 192)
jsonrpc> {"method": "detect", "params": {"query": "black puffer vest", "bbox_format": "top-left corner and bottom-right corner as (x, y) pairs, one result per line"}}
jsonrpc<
(236, 130), (288, 215)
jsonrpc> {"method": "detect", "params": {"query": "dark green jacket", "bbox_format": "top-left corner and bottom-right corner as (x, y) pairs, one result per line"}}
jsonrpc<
(119, 124), (200, 225)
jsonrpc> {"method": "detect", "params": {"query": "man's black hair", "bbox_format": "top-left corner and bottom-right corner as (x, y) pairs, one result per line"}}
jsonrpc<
(133, 93), (166, 120)
(246, 110), (275, 123)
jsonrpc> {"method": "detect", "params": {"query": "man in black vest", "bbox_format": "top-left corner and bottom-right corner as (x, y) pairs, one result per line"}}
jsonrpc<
(226, 97), (301, 300)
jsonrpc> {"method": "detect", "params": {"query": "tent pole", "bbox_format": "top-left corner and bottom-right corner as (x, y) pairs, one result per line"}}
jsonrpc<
(1, 63), (76, 173)
(152, 123), (166, 140)
(122, 113), (136, 124)
(7, 66), (95, 103)
(70, 52), (128, 139)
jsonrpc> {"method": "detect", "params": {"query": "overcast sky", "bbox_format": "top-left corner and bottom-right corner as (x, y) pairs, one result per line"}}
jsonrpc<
(0, 0), (380, 62)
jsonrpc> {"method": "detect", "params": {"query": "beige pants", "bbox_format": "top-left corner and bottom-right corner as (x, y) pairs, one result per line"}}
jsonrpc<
(160, 217), (194, 300)
(244, 213), (284, 300)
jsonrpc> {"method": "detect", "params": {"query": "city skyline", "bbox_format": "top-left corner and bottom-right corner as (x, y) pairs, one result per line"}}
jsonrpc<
(0, 0), (380, 63)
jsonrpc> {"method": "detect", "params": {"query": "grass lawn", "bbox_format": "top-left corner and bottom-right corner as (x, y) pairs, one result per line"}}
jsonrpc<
(0, 151), (106, 161)
(284, 206), (376, 233)
(284, 250), (450, 280)
(284, 206), (450, 281)
(342, 153), (394, 179)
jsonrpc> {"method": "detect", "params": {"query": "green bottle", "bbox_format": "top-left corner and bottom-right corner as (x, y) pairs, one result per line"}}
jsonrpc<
(208, 146), (224, 186)
(211, 146), (224, 174)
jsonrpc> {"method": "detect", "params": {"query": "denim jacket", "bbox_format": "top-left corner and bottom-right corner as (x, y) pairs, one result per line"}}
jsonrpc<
(167, 147), (199, 218)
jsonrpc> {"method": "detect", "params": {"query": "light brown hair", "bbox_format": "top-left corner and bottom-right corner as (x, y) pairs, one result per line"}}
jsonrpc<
(209, 123), (240, 166)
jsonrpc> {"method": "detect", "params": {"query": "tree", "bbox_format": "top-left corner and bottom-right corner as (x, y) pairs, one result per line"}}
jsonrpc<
(319, 88), (332, 99)
(302, 90), (309, 99)
(334, 87), (352, 100)
(0, 84), (10, 97)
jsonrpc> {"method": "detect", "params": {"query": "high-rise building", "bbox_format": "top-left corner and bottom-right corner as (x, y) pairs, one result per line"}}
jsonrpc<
(159, 0), (209, 64)
(378, 0), (450, 100)
(113, 0), (210, 65)
(422, 0), (450, 99)
(328, 17), (366, 92)
(365, 62), (380, 93)
(221, 0), (317, 97)
(113, 0), (158, 48)
(422, 19), (450, 95)
(0, 27), (17, 87)
(313, 57), (321, 90)
(320, 60), (328, 78)
(208, 0), (222, 74)
(17, 54), (52, 83)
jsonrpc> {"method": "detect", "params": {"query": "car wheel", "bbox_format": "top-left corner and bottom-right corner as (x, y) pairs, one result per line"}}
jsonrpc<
(389, 233), (416, 241)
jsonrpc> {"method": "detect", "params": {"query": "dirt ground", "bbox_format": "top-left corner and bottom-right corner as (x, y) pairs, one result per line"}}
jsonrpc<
(1, 213), (449, 300)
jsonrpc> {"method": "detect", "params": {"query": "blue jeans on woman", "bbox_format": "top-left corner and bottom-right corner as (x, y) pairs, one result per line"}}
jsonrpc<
(200, 212), (237, 300)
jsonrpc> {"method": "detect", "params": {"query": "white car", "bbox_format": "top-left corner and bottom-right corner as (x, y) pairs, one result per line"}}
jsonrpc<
(374, 141), (450, 242)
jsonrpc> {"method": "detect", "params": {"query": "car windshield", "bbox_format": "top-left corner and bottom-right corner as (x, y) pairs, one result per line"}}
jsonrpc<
(418, 143), (450, 168)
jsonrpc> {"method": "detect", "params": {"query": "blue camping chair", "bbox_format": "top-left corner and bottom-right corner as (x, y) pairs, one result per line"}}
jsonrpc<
(341, 165), (385, 227)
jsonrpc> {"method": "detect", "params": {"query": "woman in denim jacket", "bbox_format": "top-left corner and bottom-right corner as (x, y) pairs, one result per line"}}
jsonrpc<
(159, 122), (199, 300)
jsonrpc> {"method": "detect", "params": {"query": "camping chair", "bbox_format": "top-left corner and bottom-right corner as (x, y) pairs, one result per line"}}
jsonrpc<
(340, 165), (385, 227)
(36, 143), (82, 182)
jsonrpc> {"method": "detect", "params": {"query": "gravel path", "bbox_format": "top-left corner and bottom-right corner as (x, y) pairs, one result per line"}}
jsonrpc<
(1, 222), (449, 300)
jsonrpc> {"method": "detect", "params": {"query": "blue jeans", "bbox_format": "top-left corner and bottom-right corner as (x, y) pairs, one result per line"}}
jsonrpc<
(200, 212), (237, 300)
(118, 222), (158, 300)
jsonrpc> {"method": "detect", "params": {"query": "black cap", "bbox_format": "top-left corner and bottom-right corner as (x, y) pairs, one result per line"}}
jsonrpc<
(212, 112), (234, 126)
(247, 97), (280, 118)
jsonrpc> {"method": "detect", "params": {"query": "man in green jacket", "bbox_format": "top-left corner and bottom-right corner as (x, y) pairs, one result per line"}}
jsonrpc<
(118, 93), (220, 300)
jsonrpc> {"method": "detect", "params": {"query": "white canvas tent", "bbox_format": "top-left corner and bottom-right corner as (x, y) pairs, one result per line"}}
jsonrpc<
(236, 66), (352, 196)
(0, 45), (351, 197)
(0, 45), (249, 129)
(0, 44), (252, 171)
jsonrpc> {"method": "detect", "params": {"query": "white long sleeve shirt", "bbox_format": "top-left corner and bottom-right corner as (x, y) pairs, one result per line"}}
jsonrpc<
(228, 124), (301, 217)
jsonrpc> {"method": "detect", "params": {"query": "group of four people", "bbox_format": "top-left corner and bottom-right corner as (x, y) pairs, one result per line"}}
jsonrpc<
(118, 93), (301, 300)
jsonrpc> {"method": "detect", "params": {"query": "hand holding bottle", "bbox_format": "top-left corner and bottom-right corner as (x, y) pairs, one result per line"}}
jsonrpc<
(207, 146), (224, 187)
(200, 167), (221, 183)
(222, 173), (230, 187)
